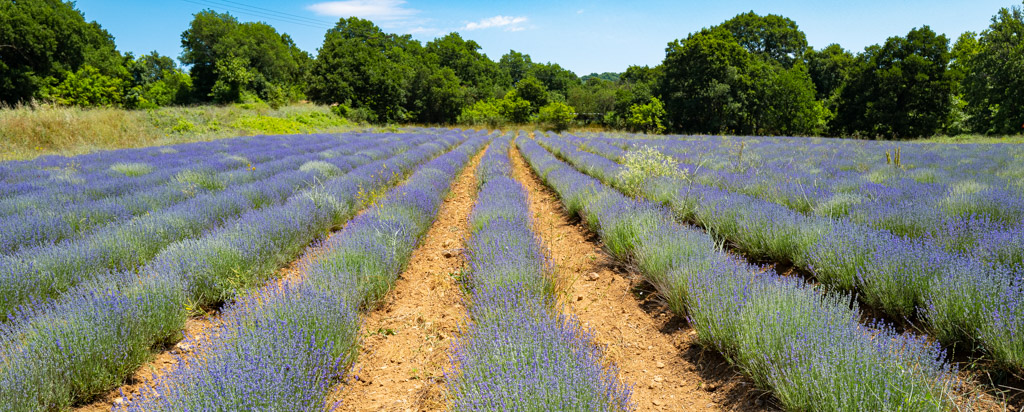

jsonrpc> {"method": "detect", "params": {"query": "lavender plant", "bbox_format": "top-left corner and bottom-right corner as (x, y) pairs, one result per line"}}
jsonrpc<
(519, 136), (962, 411)
(448, 137), (632, 411)
(0, 131), (473, 410)
(126, 134), (489, 411)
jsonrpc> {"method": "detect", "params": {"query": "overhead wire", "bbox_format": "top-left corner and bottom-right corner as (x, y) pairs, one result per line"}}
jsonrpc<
(178, 0), (335, 31)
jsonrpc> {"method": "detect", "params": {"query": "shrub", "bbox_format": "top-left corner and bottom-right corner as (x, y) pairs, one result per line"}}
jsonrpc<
(615, 145), (685, 197)
(535, 102), (576, 132)
(498, 93), (532, 124)
(458, 99), (506, 128)
(40, 65), (126, 108)
(625, 97), (666, 134)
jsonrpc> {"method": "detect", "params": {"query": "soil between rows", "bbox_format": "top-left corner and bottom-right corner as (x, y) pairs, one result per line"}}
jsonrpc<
(76, 139), (774, 412)
(329, 148), (485, 411)
(508, 143), (772, 411)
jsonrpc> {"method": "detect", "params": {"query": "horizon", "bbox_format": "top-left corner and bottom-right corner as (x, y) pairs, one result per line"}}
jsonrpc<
(71, 0), (1024, 75)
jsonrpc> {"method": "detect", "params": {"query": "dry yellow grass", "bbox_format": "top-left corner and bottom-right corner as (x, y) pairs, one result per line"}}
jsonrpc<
(0, 103), (358, 161)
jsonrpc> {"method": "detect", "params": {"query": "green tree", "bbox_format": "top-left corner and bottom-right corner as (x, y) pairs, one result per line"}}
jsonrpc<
(306, 17), (420, 123)
(529, 62), (580, 97)
(720, 11), (809, 67)
(945, 32), (979, 134)
(804, 44), (855, 101)
(748, 61), (828, 135)
(835, 26), (953, 138)
(513, 76), (549, 111)
(582, 72), (620, 82)
(425, 33), (509, 100)
(535, 101), (576, 132)
(0, 0), (126, 105)
(180, 10), (308, 104)
(498, 92), (533, 123)
(962, 4), (1024, 134)
(661, 27), (752, 134)
(408, 65), (465, 124)
(567, 79), (617, 125)
(626, 97), (667, 134)
(499, 50), (533, 85)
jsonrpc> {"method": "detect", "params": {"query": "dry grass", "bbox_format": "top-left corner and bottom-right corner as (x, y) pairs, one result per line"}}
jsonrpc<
(0, 103), (358, 161)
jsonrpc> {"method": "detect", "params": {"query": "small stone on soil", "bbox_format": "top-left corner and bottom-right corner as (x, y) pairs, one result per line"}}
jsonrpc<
(584, 272), (600, 281)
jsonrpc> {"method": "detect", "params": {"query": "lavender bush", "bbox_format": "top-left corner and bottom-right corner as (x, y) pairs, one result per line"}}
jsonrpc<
(447, 137), (632, 411)
(519, 137), (961, 411)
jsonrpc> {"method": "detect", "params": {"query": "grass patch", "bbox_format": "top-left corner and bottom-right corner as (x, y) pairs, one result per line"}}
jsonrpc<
(109, 162), (154, 176)
(0, 103), (358, 161)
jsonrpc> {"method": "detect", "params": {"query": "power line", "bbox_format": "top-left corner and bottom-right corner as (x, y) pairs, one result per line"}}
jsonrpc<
(178, 0), (334, 31)
(214, 0), (334, 26)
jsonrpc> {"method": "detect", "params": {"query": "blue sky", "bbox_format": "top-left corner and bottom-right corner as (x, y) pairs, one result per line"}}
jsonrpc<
(76, 0), (1020, 75)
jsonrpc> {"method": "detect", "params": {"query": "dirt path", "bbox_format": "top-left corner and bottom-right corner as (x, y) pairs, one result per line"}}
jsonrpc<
(329, 149), (484, 411)
(509, 143), (771, 411)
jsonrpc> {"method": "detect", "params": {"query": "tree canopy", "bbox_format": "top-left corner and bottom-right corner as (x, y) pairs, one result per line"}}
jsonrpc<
(4, 0), (1024, 138)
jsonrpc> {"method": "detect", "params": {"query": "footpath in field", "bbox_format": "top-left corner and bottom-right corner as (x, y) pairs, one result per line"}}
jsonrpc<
(331, 149), (484, 410)
(508, 144), (769, 411)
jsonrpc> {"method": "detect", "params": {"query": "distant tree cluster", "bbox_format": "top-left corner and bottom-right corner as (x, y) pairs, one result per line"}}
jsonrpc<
(2, 0), (1023, 138)
(653, 8), (1024, 138)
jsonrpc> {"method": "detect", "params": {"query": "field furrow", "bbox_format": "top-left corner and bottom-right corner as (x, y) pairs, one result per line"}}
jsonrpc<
(545, 133), (1024, 386)
(330, 140), (483, 411)
(116, 134), (488, 410)
(518, 136), (967, 411)
(0, 130), (474, 410)
(508, 140), (766, 411)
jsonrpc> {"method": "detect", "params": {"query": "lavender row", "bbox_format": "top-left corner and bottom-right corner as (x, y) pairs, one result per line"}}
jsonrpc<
(446, 136), (632, 411)
(0, 135), (385, 256)
(0, 133), (347, 222)
(0, 132), (380, 196)
(0, 131), (471, 410)
(0, 134), (344, 214)
(518, 137), (962, 411)
(546, 134), (1024, 373)
(121, 135), (489, 411)
(0, 134), (426, 319)
(576, 133), (1024, 265)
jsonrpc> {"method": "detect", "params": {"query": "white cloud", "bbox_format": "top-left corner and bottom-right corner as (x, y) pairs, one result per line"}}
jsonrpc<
(462, 15), (528, 31)
(306, 0), (418, 21)
(577, 9), (584, 14)
(406, 26), (443, 35)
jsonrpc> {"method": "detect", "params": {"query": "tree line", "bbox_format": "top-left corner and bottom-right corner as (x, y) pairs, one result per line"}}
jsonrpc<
(2, 0), (1022, 138)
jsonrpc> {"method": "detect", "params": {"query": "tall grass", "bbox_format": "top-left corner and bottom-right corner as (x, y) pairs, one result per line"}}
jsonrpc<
(0, 103), (356, 161)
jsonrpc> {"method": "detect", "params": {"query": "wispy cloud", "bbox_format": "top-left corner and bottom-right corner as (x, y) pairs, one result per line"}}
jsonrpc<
(577, 9), (584, 14)
(406, 26), (443, 35)
(306, 0), (418, 21)
(462, 15), (529, 31)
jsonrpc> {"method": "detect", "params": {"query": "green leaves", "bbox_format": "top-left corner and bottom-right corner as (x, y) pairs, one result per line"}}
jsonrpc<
(180, 10), (308, 105)
(625, 97), (666, 134)
(535, 101), (577, 132)
(834, 26), (953, 139)
(962, 4), (1024, 134)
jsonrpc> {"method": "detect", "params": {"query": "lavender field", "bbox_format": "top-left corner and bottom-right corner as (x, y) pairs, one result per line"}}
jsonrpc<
(0, 130), (1021, 411)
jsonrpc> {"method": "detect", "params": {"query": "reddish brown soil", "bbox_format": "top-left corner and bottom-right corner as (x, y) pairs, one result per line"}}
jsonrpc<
(328, 148), (484, 411)
(74, 219), (357, 411)
(509, 143), (773, 411)
(74, 317), (219, 411)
